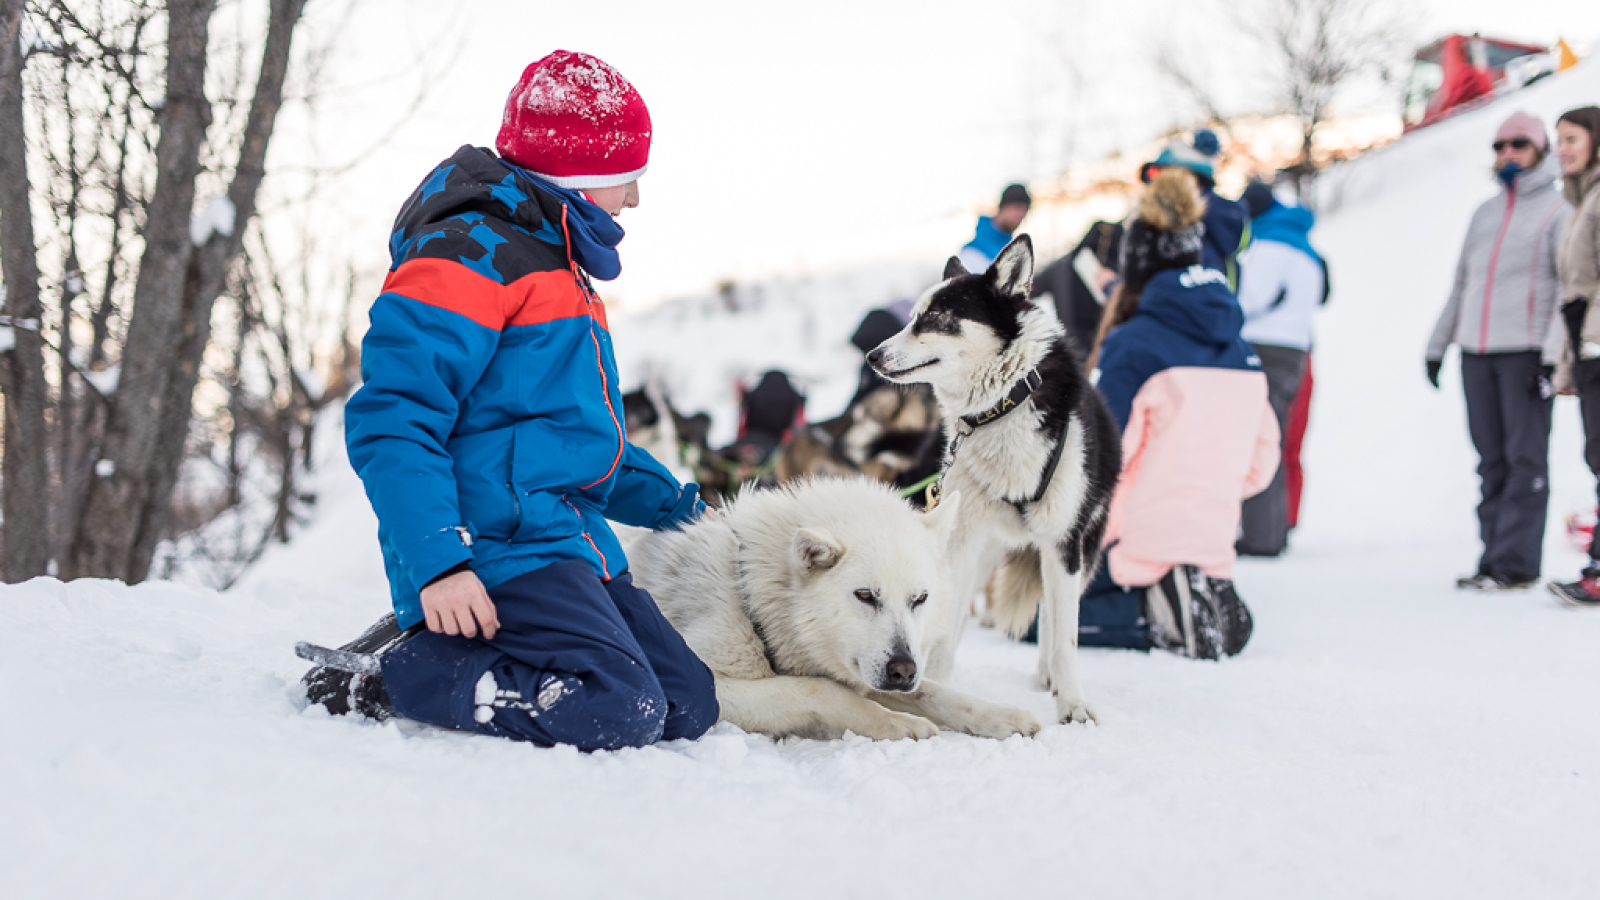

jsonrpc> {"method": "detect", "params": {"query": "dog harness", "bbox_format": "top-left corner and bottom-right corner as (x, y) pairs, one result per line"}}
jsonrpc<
(926, 369), (1071, 516)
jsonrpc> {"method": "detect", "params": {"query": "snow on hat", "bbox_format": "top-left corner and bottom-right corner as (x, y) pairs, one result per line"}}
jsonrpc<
(1494, 110), (1548, 152)
(496, 50), (652, 189)
(1000, 183), (1032, 208)
(1143, 137), (1215, 183)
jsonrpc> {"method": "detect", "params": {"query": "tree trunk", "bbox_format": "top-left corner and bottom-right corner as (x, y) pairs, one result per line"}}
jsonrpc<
(69, 0), (309, 582)
(67, 0), (217, 581)
(122, 0), (308, 579)
(0, 1), (53, 582)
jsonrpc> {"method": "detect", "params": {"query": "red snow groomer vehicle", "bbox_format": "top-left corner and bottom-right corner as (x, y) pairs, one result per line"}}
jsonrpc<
(1403, 34), (1558, 133)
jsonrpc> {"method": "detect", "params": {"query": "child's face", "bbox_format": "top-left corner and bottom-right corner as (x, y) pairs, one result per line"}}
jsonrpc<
(586, 181), (639, 217)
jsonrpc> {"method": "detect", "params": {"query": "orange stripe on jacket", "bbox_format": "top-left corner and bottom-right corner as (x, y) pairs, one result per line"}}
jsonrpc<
(382, 258), (507, 330)
(381, 259), (608, 332)
(507, 271), (609, 330)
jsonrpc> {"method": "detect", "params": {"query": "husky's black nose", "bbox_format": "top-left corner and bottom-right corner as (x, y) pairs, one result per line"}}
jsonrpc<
(883, 655), (918, 691)
(865, 346), (886, 371)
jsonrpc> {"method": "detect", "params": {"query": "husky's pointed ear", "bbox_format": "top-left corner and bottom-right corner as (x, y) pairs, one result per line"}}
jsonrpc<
(987, 235), (1034, 298)
(943, 256), (968, 280)
(921, 489), (962, 541)
(793, 527), (845, 574)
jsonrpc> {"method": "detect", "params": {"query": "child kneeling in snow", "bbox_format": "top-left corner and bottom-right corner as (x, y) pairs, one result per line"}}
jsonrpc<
(1081, 168), (1280, 659)
(313, 51), (718, 749)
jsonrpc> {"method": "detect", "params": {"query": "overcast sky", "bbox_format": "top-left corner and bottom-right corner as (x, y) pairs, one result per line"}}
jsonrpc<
(280, 0), (1600, 313)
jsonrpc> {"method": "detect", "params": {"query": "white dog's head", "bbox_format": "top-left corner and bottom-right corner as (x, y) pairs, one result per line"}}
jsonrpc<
(777, 487), (963, 693)
(866, 236), (1059, 414)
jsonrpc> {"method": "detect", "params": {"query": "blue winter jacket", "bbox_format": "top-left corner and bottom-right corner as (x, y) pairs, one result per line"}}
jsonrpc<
(960, 216), (1012, 268)
(1095, 265), (1262, 431)
(346, 146), (704, 629)
(1250, 201), (1321, 264)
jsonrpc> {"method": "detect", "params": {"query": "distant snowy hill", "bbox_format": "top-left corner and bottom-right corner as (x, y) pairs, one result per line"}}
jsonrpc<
(4, 62), (1600, 900)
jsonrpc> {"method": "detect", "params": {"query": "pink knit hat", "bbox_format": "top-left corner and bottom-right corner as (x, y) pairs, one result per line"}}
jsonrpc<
(1494, 110), (1548, 151)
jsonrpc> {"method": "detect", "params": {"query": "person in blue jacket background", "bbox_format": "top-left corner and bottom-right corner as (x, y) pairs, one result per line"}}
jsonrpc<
(957, 183), (1032, 272)
(331, 50), (718, 750)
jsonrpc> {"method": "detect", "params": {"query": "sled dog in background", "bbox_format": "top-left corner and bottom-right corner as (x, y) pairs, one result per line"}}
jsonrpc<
(624, 478), (1042, 741)
(868, 236), (1121, 724)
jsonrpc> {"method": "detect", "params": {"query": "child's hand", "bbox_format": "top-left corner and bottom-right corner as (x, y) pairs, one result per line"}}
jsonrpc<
(420, 570), (500, 640)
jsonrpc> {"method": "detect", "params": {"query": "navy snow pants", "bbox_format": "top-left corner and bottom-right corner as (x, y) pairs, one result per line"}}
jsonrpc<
(1460, 351), (1552, 583)
(1020, 565), (1152, 650)
(1076, 565), (1153, 650)
(380, 560), (719, 750)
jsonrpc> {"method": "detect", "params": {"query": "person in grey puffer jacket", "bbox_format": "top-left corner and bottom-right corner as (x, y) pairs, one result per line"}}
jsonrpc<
(1426, 110), (1569, 591)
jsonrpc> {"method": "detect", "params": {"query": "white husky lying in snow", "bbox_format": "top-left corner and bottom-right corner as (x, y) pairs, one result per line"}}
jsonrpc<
(624, 478), (1041, 741)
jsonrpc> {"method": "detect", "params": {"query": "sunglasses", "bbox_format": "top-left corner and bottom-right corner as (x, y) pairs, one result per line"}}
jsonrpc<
(1492, 138), (1534, 152)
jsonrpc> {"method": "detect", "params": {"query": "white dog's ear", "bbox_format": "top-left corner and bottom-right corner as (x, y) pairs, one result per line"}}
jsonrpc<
(987, 235), (1034, 298)
(793, 527), (845, 574)
(943, 256), (968, 280)
(921, 489), (962, 541)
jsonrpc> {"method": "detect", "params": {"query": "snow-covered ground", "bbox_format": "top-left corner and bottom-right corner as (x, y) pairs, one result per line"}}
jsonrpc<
(6, 64), (1600, 900)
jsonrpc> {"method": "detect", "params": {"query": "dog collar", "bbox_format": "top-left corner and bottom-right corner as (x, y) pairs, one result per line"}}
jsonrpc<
(960, 369), (1042, 431)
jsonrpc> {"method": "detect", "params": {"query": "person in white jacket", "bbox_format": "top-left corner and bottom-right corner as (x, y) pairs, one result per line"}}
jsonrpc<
(1425, 111), (1569, 591)
(1235, 182), (1327, 557)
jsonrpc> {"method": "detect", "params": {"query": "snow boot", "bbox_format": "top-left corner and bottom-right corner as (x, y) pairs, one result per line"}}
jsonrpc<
(299, 613), (420, 719)
(1143, 565), (1222, 660)
(1207, 577), (1254, 656)
(1548, 569), (1600, 608)
(1456, 573), (1537, 592)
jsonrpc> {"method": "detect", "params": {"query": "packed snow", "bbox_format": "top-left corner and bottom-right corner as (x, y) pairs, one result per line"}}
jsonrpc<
(5, 62), (1600, 900)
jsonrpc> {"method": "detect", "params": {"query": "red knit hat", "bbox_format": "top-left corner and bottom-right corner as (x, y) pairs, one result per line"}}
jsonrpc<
(496, 50), (651, 189)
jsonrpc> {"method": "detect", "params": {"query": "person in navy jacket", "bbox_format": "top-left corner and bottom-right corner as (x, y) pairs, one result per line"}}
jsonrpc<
(337, 51), (717, 749)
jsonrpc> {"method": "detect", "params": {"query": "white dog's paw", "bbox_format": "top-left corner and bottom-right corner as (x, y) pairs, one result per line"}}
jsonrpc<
(1036, 657), (1053, 691)
(966, 704), (1043, 739)
(860, 710), (940, 741)
(1054, 695), (1099, 725)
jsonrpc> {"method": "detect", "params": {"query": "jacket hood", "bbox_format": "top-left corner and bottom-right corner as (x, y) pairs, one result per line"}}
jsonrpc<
(1253, 202), (1313, 237)
(1138, 267), (1245, 347)
(390, 145), (626, 280)
(1251, 202), (1321, 264)
(1505, 153), (1560, 198)
(391, 146), (553, 257)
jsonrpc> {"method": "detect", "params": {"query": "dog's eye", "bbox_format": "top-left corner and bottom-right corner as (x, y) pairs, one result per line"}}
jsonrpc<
(910, 592), (928, 609)
(854, 589), (879, 607)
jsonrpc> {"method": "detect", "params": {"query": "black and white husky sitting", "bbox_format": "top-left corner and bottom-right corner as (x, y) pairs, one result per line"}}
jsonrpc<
(867, 236), (1121, 724)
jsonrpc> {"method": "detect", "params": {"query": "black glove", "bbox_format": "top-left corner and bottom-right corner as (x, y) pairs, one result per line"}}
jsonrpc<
(1562, 298), (1589, 360)
(1426, 359), (1441, 389)
(1534, 364), (1555, 400)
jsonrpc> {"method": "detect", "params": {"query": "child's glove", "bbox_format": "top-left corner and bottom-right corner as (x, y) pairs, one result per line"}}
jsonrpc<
(1425, 359), (1441, 390)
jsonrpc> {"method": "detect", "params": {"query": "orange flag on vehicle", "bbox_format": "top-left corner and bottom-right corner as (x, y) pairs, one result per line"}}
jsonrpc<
(1557, 38), (1579, 72)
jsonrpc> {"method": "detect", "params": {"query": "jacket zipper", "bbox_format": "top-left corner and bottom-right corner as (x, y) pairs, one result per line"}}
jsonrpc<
(558, 203), (625, 490)
(1479, 189), (1516, 352)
